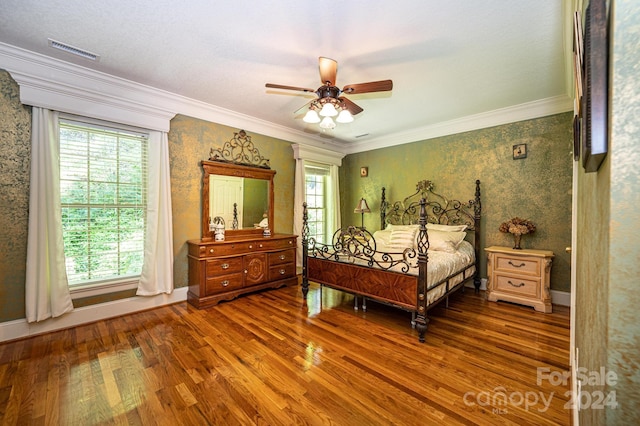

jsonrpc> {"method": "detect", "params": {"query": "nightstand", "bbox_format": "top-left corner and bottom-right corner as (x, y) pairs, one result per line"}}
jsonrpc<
(485, 246), (554, 313)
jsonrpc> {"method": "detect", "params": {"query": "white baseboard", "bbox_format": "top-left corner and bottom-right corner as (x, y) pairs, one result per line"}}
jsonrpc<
(466, 280), (571, 307)
(551, 290), (571, 307)
(0, 286), (188, 343)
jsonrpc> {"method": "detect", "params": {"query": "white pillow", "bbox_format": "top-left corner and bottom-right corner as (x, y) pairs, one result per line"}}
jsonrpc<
(389, 227), (418, 250)
(427, 229), (467, 253)
(372, 229), (392, 247)
(426, 223), (468, 232)
(386, 223), (419, 231)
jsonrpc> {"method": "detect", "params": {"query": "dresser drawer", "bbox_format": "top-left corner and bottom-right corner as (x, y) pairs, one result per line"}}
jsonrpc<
(259, 238), (296, 251)
(206, 257), (243, 276)
(193, 238), (296, 258)
(268, 262), (296, 281)
(268, 249), (296, 266)
(205, 273), (243, 295)
(494, 274), (539, 297)
(494, 254), (541, 277)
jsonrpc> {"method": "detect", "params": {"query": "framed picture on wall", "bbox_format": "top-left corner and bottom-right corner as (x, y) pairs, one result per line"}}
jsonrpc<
(581, 0), (609, 173)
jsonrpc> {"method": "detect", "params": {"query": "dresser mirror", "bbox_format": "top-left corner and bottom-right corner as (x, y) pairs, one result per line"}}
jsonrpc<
(201, 130), (275, 240)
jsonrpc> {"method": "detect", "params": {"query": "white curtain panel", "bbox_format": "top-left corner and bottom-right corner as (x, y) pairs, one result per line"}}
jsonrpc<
(137, 131), (174, 295)
(328, 164), (341, 233)
(293, 158), (306, 272)
(25, 108), (74, 322)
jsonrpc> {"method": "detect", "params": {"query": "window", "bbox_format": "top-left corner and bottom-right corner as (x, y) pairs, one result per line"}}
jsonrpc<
(304, 163), (330, 244)
(59, 119), (148, 286)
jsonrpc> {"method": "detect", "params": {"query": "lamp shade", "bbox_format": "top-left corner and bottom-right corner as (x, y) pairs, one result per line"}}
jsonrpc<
(319, 102), (338, 117)
(319, 116), (336, 129)
(336, 109), (354, 123)
(303, 109), (320, 123)
(354, 198), (370, 213)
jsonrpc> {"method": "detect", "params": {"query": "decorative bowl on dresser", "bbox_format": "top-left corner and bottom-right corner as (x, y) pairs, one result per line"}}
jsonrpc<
(485, 246), (554, 313)
(187, 129), (298, 309)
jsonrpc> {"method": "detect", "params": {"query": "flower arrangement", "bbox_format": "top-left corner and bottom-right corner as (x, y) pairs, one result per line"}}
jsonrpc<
(499, 217), (536, 249)
(499, 217), (536, 236)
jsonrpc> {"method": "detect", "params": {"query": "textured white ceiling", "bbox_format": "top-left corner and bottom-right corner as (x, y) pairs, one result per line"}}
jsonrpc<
(0, 0), (573, 152)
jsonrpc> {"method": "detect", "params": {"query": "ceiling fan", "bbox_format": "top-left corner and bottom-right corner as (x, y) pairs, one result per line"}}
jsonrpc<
(265, 57), (393, 129)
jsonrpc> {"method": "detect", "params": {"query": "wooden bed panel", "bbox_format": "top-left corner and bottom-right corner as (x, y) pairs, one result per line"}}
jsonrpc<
(308, 257), (417, 309)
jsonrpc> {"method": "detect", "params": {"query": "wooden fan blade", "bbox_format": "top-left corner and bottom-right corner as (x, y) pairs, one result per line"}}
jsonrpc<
(338, 97), (364, 115)
(342, 79), (393, 94)
(265, 83), (316, 93)
(319, 57), (338, 86)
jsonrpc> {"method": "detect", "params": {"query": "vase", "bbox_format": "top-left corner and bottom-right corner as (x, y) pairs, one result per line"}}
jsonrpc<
(512, 234), (522, 250)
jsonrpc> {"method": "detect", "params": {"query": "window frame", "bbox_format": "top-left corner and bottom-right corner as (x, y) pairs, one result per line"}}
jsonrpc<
(58, 115), (150, 297)
(304, 162), (331, 244)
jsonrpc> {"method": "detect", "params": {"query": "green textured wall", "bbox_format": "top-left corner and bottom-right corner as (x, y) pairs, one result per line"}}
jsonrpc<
(168, 115), (296, 289)
(0, 71), (31, 321)
(341, 113), (573, 291)
(575, 0), (640, 423)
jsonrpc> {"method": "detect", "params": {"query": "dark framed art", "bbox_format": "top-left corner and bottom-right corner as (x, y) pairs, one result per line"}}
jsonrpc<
(580, 0), (609, 173)
(512, 143), (527, 160)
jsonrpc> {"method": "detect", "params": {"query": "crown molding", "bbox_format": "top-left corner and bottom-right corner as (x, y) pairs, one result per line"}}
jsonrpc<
(0, 42), (344, 151)
(0, 42), (572, 157)
(344, 95), (574, 154)
(292, 143), (346, 166)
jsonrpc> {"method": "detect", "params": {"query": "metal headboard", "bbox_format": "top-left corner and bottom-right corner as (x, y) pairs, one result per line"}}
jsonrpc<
(380, 180), (481, 233)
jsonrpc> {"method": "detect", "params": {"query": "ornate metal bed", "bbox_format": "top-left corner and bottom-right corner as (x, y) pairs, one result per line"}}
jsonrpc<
(301, 180), (481, 342)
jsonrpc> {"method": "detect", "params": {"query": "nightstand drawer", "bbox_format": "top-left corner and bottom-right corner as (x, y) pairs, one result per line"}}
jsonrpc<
(494, 274), (539, 297)
(494, 254), (540, 276)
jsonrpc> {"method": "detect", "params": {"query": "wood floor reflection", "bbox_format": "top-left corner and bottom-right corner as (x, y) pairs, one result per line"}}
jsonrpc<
(0, 283), (571, 425)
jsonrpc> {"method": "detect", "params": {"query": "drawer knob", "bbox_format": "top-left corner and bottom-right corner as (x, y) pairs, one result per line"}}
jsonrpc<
(289, 240), (292, 245)
(221, 263), (229, 270)
(259, 244), (263, 248)
(279, 269), (286, 275)
(221, 280), (230, 287)
(249, 245), (253, 249)
(279, 254), (286, 260)
(507, 280), (525, 288)
(508, 261), (526, 268)
(209, 248), (214, 254)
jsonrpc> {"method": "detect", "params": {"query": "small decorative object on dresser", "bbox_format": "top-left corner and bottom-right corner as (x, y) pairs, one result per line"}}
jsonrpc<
(485, 246), (554, 313)
(499, 217), (536, 249)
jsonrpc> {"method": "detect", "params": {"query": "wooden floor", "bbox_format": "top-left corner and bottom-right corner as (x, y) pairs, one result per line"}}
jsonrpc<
(0, 283), (571, 425)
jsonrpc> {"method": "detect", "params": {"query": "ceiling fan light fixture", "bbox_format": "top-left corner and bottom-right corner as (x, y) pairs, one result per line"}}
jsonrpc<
(319, 116), (336, 129)
(319, 102), (338, 117)
(336, 109), (354, 123)
(303, 109), (321, 123)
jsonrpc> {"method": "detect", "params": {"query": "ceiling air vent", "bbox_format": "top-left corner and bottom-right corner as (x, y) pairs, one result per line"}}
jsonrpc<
(48, 38), (100, 61)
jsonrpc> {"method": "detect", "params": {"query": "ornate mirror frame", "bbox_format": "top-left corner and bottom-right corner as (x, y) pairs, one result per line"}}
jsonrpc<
(201, 130), (276, 240)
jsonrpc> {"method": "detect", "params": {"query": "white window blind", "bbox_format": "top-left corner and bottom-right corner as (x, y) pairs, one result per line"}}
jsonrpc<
(304, 163), (330, 244)
(59, 119), (149, 285)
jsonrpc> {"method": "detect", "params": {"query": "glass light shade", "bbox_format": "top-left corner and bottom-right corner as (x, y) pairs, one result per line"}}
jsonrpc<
(319, 116), (336, 129)
(336, 109), (354, 123)
(303, 109), (320, 123)
(319, 102), (338, 117)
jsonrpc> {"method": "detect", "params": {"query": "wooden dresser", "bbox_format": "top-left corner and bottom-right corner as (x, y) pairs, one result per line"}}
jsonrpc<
(485, 246), (554, 313)
(188, 234), (297, 308)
